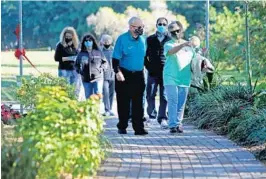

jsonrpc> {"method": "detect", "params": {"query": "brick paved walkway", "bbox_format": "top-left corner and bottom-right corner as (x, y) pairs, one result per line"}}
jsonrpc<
(94, 118), (266, 179)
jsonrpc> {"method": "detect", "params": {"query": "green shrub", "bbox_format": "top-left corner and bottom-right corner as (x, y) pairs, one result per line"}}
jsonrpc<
(16, 73), (75, 109)
(1, 143), (38, 179)
(229, 109), (266, 146)
(15, 86), (106, 178)
(254, 90), (266, 109)
(196, 99), (247, 135)
(186, 84), (266, 161)
(187, 85), (252, 130)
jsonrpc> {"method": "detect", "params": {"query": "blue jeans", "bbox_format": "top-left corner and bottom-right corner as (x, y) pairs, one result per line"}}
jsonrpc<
(103, 80), (115, 112)
(83, 80), (103, 99)
(146, 75), (167, 123)
(165, 85), (189, 128)
(58, 69), (76, 85)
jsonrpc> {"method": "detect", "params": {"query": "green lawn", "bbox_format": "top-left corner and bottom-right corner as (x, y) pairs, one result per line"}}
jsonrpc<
(1, 51), (58, 101)
(1, 51), (265, 101)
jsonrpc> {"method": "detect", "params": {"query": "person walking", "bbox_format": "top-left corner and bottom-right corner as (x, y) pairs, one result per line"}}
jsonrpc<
(163, 21), (197, 133)
(112, 17), (148, 135)
(100, 34), (115, 116)
(54, 26), (79, 84)
(144, 17), (171, 129)
(75, 33), (107, 98)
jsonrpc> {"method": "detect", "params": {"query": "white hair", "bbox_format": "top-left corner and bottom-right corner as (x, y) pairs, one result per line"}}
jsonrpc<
(128, 16), (141, 25)
(100, 34), (113, 44)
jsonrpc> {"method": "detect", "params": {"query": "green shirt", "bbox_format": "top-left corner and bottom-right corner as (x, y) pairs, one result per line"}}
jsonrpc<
(163, 40), (195, 87)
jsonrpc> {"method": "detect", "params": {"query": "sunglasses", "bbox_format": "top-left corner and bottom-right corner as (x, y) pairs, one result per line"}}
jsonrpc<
(158, 23), (167, 26)
(170, 29), (181, 34)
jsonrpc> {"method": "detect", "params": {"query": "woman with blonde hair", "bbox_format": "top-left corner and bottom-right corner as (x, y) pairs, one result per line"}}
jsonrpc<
(54, 26), (79, 84)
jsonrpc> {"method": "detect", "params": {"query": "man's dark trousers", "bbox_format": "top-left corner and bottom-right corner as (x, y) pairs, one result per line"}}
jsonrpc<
(115, 68), (145, 132)
(146, 74), (167, 123)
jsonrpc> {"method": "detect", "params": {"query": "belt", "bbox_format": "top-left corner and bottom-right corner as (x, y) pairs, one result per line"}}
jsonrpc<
(120, 67), (143, 74)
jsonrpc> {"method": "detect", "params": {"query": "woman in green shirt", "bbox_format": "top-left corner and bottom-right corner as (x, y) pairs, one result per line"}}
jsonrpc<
(163, 21), (197, 133)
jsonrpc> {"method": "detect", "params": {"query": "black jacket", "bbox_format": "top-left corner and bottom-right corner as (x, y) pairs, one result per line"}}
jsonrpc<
(54, 43), (78, 70)
(144, 33), (171, 77)
(75, 50), (108, 82)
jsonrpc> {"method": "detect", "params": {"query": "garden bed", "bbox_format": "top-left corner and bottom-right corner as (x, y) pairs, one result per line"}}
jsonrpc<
(185, 84), (266, 163)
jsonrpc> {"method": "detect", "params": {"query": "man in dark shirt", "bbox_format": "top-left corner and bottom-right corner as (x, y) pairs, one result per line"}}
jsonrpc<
(144, 17), (171, 129)
(112, 17), (148, 135)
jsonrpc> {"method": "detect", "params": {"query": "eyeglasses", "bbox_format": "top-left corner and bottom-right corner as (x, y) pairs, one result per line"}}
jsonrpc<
(170, 29), (181, 34)
(158, 23), (167, 26)
(131, 25), (144, 29)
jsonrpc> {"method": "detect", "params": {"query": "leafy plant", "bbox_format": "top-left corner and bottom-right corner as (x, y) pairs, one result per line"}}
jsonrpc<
(16, 73), (75, 109)
(1, 142), (38, 179)
(229, 108), (266, 146)
(187, 84), (252, 122)
(15, 86), (106, 178)
(186, 83), (266, 161)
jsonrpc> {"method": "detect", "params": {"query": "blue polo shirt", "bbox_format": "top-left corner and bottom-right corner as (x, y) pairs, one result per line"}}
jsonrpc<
(112, 31), (146, 71)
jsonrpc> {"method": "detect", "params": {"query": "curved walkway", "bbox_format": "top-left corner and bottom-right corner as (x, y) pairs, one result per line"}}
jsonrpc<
(94, 118), (266, 179)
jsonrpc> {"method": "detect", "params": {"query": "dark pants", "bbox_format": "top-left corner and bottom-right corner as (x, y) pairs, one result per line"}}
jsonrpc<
(103, 80), (115, 112)
(115, 68), (145, 132)
(146, 75), (168, 123)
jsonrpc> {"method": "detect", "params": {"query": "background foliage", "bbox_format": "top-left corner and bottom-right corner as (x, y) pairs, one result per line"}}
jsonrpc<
(2, 74), (107, 178)
(1, 0), (241, 49)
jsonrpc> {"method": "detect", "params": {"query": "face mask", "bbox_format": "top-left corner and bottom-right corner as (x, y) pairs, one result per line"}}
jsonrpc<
(134, 28), (144, 36)
(157, 26), (166, 34)
(104, 44), (111, 49)
(84, 41), (93, 48)
(65, 38), (72, 43)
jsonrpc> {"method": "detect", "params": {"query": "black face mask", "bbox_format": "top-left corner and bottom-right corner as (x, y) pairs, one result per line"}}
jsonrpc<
(65, 38), (72, 43)
(134, 28), (144, 36)
(104, 44), (111, 49)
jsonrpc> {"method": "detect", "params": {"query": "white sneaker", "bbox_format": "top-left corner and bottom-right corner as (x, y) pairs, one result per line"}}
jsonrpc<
(160, 119), (168, 129)
(102, 111), (110, 117)
(144, 116), (151, 127)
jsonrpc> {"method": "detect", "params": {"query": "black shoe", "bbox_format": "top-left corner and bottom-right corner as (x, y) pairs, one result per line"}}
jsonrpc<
(134, 129), (148, 135)
(149, 115), (156, 119)
(170, 127), (177, 133)
(118, 129), (127, 134)
(177, 125), (184, 133)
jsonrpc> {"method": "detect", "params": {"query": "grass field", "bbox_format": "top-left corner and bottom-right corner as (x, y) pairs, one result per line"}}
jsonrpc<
(1, 51), (58, 101)
(1, 51), (265, 101)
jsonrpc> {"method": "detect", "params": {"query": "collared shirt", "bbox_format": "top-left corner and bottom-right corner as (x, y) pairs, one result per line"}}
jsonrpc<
(112, 31), (146, 71)
(163, 39), (195, 87)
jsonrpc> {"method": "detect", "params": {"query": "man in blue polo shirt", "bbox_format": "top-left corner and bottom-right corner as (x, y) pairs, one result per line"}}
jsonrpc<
(112, 16), (148, 135)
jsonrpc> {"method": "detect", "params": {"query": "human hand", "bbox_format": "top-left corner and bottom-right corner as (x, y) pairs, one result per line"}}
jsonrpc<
(182, 41), (192, 48)
(189, 36), (201, 48)
(116, 71), (125, 81)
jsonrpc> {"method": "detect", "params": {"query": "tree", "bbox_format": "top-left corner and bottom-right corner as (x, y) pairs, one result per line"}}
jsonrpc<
(87, 0), (189, 41)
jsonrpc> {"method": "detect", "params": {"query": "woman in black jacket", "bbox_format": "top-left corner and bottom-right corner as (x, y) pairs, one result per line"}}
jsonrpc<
(75, 33), (107, 99)
(54, 26), (79, 84)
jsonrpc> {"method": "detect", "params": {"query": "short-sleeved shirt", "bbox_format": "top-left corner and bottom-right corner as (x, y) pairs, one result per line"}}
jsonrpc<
(163, 39), (195, 87)
(112, 31), (146, 71)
